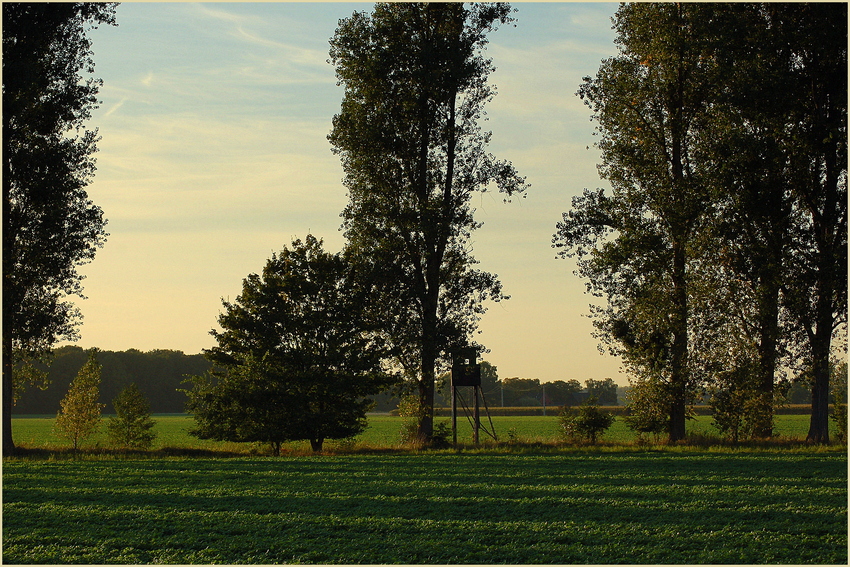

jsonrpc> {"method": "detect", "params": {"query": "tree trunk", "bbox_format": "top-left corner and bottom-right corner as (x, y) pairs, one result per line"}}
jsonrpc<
(668, 238), (689, 443)
(417, 315), (438, 444)
(805, 165), (840, 445)
(754, 276), (781, 438)
(2, 135), (16, 457)
(310, 438), (324, 453)
(807, 291), (834, 444)
(3, 334), (15, 456)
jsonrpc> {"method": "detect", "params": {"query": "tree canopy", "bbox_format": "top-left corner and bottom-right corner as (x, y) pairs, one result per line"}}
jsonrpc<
(2, 2), (117, 456)
(185, 236), (396, 454)
(554, 3), (846, 443)
(555, 3), (722, 441)
(328, 2), (526, 443)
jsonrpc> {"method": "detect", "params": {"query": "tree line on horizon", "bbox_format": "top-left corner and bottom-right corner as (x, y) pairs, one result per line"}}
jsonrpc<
(14, 345), (819, 417)
(3, 3), (845, 455)
(12, 346), (626, 415)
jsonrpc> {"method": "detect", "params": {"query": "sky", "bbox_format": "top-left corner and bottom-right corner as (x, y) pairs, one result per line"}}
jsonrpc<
(67, 1), (626, 385)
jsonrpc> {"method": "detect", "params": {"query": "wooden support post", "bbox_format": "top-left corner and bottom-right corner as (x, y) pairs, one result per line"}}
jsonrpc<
(473, 384), (480, 445)
(451, 381), (457, 446)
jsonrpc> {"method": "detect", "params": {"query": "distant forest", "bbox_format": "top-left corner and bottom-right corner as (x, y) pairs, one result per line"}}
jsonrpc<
(14, 346), (813, 416)
(12, 346), (408, 415)
(13, 346), (210, 415)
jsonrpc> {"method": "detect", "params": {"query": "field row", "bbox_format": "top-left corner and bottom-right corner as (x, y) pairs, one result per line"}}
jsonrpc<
(3, 451), (846, 564)
(12, 414), (817, 454)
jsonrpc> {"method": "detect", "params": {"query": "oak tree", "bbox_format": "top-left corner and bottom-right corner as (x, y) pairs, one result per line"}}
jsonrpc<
(185, 236), (395, 454)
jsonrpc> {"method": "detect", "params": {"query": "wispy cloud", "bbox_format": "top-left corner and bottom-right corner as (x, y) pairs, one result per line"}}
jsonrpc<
(103, 96), (128, 117)
(193, 3), (327, 68)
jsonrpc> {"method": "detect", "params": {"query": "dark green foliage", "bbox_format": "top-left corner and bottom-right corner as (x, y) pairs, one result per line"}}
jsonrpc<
(767, 4), (846, 444)
(709, 364), (778, 443)
(543, 379), (583, 407)
(106, 383), (156, 450)
(559, 397), (615, 444)
(329, 3), (526, 442)
(3, 453), (846, 564)
(623, 376), (670, 438)
(12, 346), (212, 415)
(2, 2), (117, 456)
(585, 378), (617, 405)
(500, 377), (543, 407)
(185, 235), (396, 453)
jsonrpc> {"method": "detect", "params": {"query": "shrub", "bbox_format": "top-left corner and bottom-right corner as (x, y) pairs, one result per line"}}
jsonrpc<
(106, 383), (157, 450)
(830, 359), (847, 444)
(430, 421), (451, 449)
(559, 397), (615, 444)
(397, 393), (421, 445)
(623, 377), (669, 438)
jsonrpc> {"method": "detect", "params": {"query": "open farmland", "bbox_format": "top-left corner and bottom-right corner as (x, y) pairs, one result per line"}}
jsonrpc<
(3, 452), (846, 564)
(10, 414), (815, 453)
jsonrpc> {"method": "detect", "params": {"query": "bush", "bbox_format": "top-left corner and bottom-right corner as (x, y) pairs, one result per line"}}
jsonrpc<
(397, 393), (421, 445)
(622, 377), (669, 437)
(830, 360), (847, 444)
(106, 383), (156, 450)
(559, 397), (615, 444)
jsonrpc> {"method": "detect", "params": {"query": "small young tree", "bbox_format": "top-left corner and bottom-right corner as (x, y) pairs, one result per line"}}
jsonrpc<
(559, 397), (615, 444)
(623, 376), (670, 440)
(830, 359), (848, 445)
(397, 392), (422, 445)
(709, 363), (776, 444)
(107, 383), (156, 449)
(55, 349), (104, 450)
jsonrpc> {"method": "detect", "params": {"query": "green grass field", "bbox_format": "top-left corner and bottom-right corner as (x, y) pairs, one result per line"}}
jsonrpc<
(5, 414), (845, 564)
(9, 413), (817, 454)
(3, 452), (846, 564)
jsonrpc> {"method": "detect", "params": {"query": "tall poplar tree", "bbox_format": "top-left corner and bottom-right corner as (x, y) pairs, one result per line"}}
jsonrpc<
(770, 3), (847, 444)
(2, 3), (116, 456)
(693, 3), (799, 439)
(554, 3), (723, 441)
(328, 3), (526, 442)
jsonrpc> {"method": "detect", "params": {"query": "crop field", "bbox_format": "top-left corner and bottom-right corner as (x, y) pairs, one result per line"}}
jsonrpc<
(3, 451), (846, 564)
(10, 413), (815, 453)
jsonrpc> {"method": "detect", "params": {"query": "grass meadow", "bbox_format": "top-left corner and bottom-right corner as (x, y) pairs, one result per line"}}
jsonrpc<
(4, 414), (847, 564)
(9, 413), (817, 454)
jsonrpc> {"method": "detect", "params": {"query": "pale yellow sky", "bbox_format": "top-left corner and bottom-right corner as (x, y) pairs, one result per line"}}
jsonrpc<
(65, 2), (628, 385)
